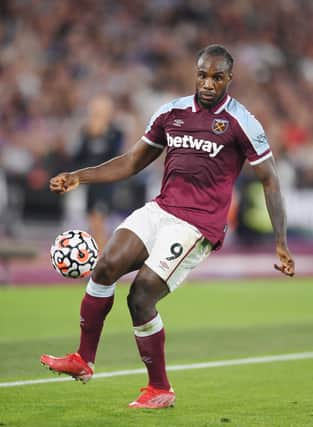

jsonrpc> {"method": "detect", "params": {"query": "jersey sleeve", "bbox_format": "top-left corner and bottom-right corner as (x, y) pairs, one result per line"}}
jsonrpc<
(234, 110), (272, 165)
(142, 103), (171, 150)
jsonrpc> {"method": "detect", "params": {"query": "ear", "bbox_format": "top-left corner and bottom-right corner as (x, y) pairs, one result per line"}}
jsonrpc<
(228, 72), (233, 82)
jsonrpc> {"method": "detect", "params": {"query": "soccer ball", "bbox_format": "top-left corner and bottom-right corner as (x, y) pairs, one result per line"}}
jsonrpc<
(50, 230), (98, 279)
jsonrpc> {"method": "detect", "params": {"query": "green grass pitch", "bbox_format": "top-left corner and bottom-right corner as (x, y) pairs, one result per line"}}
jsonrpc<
(1, 277), (313, 426)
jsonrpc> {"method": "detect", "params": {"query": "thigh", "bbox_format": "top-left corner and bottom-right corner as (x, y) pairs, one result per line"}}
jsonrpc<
(94, 228), (149, 280)
(95, 202), (162, 282)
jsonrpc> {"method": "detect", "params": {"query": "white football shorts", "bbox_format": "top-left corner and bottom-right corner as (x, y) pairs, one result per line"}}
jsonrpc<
(115, 201), (212, 291)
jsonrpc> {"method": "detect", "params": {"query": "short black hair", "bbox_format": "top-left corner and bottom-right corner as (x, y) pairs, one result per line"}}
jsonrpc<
(197, 44), (234, 71)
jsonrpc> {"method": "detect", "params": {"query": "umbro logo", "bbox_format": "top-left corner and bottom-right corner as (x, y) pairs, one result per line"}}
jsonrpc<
(141, 356), (152, 364)
(256, 133), (268, 145)
(159, 260), (169, 271)
(173, 119), (184, 127)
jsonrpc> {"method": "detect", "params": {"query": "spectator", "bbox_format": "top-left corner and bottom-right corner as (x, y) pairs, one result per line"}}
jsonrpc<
(74, 95), (123, 251)
(0, 0), (312, 243)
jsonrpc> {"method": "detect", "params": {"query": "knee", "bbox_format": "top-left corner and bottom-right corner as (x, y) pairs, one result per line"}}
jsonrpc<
(92, 253), (119, 284)
(127, 278), (154, 320)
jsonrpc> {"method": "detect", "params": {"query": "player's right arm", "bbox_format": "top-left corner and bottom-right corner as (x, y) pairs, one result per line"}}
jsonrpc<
(50, 138), (162, 194)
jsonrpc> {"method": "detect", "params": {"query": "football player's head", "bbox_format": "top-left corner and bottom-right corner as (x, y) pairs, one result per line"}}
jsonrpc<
(196, 44), (233, 108)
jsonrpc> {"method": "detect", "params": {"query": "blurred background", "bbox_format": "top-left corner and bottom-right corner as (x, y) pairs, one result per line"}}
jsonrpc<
(0, 0), (312, 284)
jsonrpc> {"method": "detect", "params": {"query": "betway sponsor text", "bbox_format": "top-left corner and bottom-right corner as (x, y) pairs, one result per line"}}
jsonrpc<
(166, 133), (224, 157)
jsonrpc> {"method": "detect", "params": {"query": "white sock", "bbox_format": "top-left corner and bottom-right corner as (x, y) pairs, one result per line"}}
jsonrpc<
(86, 278), (116, 298)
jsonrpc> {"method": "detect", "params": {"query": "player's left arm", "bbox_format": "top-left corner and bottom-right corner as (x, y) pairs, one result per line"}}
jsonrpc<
(252, 157), (295, 277)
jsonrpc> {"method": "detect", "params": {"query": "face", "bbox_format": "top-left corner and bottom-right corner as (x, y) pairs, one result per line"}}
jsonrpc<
(87, 96), (114, 135)
(196, 55), (232, 108)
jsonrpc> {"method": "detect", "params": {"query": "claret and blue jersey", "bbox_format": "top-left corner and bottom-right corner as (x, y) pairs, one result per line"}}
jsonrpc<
(143, 93), (272, 248)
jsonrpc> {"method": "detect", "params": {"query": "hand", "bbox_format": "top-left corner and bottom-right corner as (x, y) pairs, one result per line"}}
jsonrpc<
(49, 172), (80, 194)
(274, 243), (295, 277)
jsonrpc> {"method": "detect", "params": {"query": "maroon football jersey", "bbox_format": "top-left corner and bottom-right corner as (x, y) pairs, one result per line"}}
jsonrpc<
(143, 94), (272, 248)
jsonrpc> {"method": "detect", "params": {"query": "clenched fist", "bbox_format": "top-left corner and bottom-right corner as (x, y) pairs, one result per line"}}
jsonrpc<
(50, 172), (80, 194)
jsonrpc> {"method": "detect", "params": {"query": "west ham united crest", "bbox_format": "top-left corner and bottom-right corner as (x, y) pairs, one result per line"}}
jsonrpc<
(212, 118), (229, 135)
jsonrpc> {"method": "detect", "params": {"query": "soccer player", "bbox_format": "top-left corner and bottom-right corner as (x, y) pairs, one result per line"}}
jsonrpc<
(41, 45), (295, 409)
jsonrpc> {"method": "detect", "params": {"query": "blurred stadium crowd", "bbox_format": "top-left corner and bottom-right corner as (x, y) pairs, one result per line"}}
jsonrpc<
(0, 0), (312, 245)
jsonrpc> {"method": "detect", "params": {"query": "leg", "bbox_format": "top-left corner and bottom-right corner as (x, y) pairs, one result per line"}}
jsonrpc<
(127, 216), (212, 408)
(41, 228), (148, 380)
(88, 210), (108, 253)
(127, 264), (170, 390)
(127, 264), (169, 325)
(86, 185), (112, 253)
(78, 228), (148, 363)
(127, 264), (177, 408)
